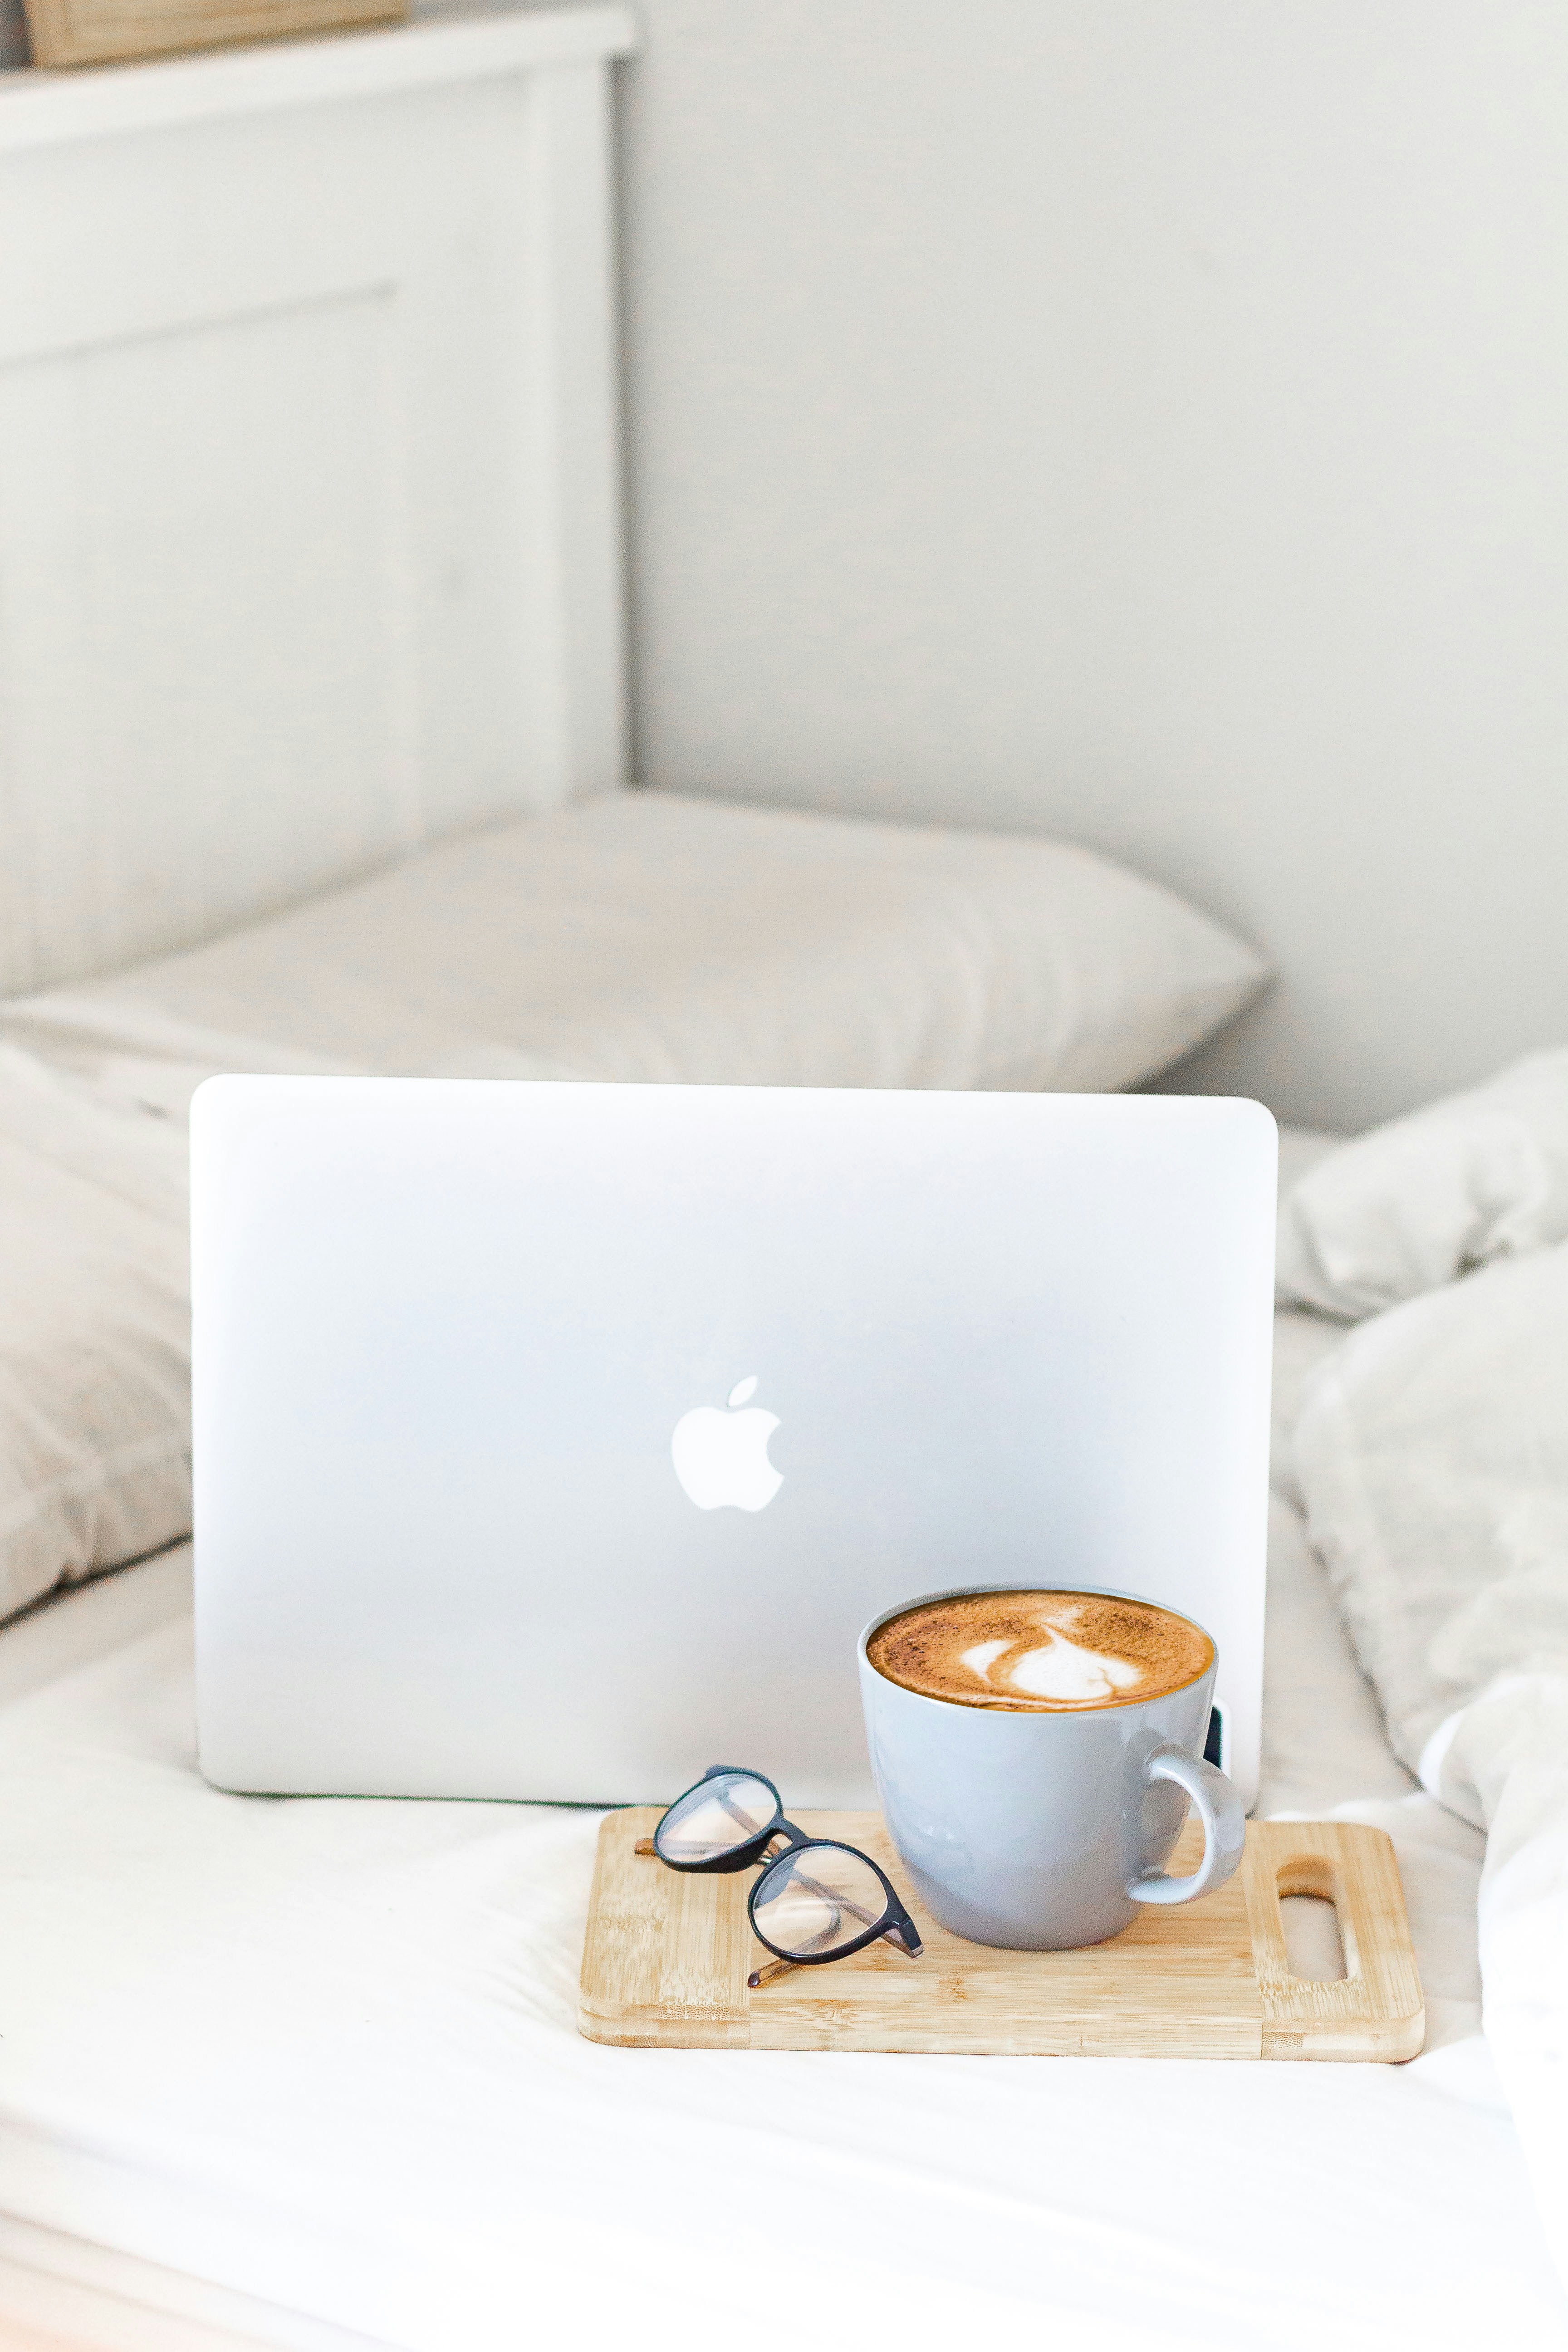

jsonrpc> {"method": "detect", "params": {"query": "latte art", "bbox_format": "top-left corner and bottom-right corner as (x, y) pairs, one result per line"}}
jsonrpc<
(867, 1590), (1212, 1713)
(964, 1627), (1144, 1704)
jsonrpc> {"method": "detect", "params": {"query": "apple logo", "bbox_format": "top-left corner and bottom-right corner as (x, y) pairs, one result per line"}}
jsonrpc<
(670, 1375), (784, 1513)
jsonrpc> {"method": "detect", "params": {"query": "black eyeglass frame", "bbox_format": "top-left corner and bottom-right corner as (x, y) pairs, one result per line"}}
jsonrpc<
(649, 1765), (924, 1971)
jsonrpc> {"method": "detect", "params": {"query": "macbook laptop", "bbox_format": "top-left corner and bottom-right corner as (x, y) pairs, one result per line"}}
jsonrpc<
(191, 1079), (1276, 1809)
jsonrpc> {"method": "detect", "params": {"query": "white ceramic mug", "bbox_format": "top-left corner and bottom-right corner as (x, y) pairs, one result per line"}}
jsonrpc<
(858, 1582), (1246, 1950)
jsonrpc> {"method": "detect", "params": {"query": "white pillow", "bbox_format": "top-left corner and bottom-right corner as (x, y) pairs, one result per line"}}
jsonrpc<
(1, 791), (1265, 1104)
(0, 1047), (188, 1623)
(1277, 1051), (1568, 1319)
(0, 789), (1264, 1622)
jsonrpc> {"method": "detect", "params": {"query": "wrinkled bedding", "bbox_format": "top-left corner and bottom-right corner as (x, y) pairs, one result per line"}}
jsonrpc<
(2, 1101), (1566, 2347)
(1291, 1229), (1568, 2288)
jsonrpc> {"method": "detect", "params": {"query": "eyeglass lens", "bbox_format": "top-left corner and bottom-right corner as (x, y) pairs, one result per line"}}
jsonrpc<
(655, 1771), (778, 1864)
(751, 1844), (888, 1959)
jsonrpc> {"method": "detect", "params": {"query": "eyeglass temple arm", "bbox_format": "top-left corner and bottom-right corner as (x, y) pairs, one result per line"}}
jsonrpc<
(748, 1955), (798, 1988)
(748, 1922), (920, 1989)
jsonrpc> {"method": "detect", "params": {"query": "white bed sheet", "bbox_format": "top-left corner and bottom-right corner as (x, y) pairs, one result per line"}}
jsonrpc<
(2, 1251), (1564, 2348)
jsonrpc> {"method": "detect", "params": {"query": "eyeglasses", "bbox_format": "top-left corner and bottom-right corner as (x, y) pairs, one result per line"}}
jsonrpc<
(636, 1765), (925, 1988)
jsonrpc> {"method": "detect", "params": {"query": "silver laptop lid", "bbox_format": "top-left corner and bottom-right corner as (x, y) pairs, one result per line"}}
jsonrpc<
(192, 1079), (1275, 1808)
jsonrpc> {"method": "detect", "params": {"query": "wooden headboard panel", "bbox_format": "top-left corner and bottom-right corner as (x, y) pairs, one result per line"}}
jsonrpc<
(0, 5), (633, 995)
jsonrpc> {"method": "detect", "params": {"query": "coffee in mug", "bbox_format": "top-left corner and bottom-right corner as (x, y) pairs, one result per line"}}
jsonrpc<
(859, 1583), (1245, 1950)
(866, 1588), (1213, 1713)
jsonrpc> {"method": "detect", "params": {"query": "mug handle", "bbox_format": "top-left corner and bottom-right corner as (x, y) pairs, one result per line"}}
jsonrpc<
(1127, 1742), (1247, 1907)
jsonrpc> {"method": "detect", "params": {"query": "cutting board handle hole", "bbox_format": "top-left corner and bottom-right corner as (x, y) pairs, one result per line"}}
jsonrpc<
(1276, 1852), (1349, 1983)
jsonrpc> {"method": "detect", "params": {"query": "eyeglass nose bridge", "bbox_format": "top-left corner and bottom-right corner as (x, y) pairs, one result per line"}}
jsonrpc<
(705, 1814), (816, 1873)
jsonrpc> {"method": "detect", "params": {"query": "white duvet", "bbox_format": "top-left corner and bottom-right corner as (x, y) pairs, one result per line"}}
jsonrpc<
(0, 1567), (1558, 2352)
(3, 1271), (1566, 2351)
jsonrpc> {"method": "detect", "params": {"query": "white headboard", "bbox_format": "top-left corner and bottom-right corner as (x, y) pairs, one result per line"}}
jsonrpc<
(0, 3), (633, 996)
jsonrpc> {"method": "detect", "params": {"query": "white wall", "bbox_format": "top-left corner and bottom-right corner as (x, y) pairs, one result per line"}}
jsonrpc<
(617, 1), (1568, 1132)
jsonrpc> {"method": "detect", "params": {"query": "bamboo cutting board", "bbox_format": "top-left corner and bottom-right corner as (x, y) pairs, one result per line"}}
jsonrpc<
(579, 1808), (1424, 2061)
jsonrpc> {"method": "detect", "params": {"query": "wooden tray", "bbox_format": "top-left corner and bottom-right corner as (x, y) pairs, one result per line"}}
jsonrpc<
(579, 1808), (1424, 2061)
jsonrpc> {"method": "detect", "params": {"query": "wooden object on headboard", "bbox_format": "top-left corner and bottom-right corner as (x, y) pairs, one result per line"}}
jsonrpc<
(0, 5), (635, 994)
(23, 0), (403, 73)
